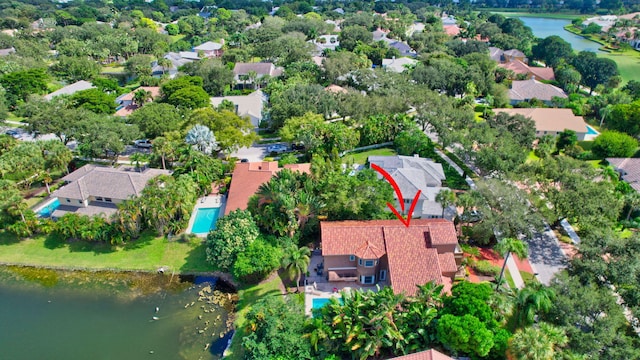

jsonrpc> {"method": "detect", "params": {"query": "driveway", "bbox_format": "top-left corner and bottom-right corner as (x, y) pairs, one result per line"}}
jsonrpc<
(525, 224), (568, 285)
(230, 144), (280, 162)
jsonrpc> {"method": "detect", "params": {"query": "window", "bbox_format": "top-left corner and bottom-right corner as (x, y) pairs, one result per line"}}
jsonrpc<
(364, 260), (375, 267)
(78, 200), (82, 204)
(379, 270), (387, 281)
(105, 198), (112, 203)
(358, 259), (362, 266)
(66, 199), (70, 203)
(361, 275), (375, 284)
(349, 255), (355, 262)
(96, 197), (103, 202)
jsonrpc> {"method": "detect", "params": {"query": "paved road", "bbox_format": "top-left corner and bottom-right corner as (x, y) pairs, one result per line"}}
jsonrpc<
(525, 224), (568, 285)
(230, 143), (290, 162)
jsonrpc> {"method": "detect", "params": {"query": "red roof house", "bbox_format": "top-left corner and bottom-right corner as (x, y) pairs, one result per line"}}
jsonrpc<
(320, 219), (462, 296)
(389, 349), (455, 360)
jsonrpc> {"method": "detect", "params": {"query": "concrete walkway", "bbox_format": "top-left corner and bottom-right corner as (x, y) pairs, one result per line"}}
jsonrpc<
(506, 255), (525, 289)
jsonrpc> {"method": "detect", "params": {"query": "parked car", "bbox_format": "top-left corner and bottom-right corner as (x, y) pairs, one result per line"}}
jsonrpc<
(134, 139), (153, 148)
(4, 129), (20, 138)
(267, 144), (289, 154)
(240, 158), (249, 163)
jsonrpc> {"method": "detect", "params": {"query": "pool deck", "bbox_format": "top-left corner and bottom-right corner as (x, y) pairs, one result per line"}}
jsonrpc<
(584, 126), (600, 141)
(185, 195), (226, 237)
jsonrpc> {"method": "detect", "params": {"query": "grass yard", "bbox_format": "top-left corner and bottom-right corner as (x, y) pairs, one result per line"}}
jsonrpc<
(0, 231), (210, 273)
(101, 66), (126, 74)
(343, 147), (397, 165)
(225, 274), (284, 360)
(599, 50), (640, 85)
(489, 10), (586, 19)
(527, 151), (540, 163)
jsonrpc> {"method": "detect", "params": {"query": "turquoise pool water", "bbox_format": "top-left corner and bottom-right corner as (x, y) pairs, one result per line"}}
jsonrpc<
(586, 125), (599, 135)
(38, 198), (60, 217)
(191, 207), (220, 234)
(312, 297), (343, 309)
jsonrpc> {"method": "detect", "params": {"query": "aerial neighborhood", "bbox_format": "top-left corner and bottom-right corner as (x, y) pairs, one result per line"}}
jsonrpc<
(1, 0), (640, 359)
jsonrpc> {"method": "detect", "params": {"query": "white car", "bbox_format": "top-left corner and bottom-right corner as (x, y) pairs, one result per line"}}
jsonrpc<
(134, 139), (153, 148)
(267, 144), (289, 154)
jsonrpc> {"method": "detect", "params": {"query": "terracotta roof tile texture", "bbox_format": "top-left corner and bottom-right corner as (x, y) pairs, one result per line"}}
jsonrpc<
(389, 349), (454, 360)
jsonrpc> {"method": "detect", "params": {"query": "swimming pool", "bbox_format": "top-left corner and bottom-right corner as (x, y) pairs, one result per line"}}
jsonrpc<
(586, 125), (599, 135)
(37, 198), (60, 217)
(312, 297), (343, 309)
(190, 207), (220, 234)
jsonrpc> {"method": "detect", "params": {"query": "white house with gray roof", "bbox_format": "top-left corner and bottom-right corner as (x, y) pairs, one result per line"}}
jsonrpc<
(210, 90), (265, 128)
(51, 165), (171, 218)
(368, 155), (454, 220)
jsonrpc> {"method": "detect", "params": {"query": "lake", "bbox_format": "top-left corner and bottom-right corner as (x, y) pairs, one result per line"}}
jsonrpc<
(516, 17), (603, 53)
(0, 266), (236, 360)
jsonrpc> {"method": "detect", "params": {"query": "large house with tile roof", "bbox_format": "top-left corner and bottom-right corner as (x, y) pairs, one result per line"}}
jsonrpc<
(389, 349), (454, 360)
(368, 155), (454, 220)
(210, 90), (265, 128)
(320, 219), (462, 296)
(508, 79), (567, 105)
(114, 86), (161, 117)
(498, 59), (555, 81)
(224, 161), (311, 215)
(493, 108), (589, 140)
(233, 62), (283, 88)
(51, 164), (171, 218)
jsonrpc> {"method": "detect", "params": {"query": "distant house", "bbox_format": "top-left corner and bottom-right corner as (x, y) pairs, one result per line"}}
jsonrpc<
(51, 164), (171, 218)
(607, 157), (640, 192)
(382, 57), (418, 73)
(368, 155), (454, 220)
(310, 35), (340, 56)
(233, 62), (283, 88)
(489, 47), (527, 63)
(443, 24), (461, 36)
(210, 90), (265, 128)
(372, 28), (390, 41)
(0, 47), (15, 56)
(508, 79), (567, 105)
(493, 108), (588, 140)
(498, 59), (555, 81)
(320, 219), (462, 295)
(224, 161), (311, 215)
(389, 349), (455, 360)
(388, 40), (416, 57)
(152, 52), (201, 78)
(581, 15), (618, 32)
(44, 80), (95, 100)
(193, 41), (224, 58)
(114, 86), (161, 117)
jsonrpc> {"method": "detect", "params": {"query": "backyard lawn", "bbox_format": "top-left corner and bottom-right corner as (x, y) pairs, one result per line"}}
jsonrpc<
(343, 147), (397, 165)
(599, 50), (640, 85)
(0, 231), (210, 273)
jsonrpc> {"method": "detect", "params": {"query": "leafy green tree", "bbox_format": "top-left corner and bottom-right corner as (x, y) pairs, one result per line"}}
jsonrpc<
(173, 147), (224, 195)
(167, 85), (210, 109)
(125, 54), (153, 78)
(0, 68), (48, 107)
(279, 112), (359, 155)
(338, 25), (373, 52)
(232, 237), (282, 283)
(572, 51), (618, 94)
(0, 142), (44, 188)
(50, 56), (101, 82)
(281, 244), (310, 292)
(77, 116), (139, 160)
(181, 59), (235, 96)
(437, 314), (495, 358)
(128, 103), (183, 139)
(243, 296), (312, 360)
(591, 130), (638, 158)
(555, 129), (578, 152)
(531, 36), (574, 68)
(140, 174), (199, 236)
(394, 122), (436, 158)
(606, 99), (640, 137)
(69, 88), (116, 114)
(186, 108), (257, 155)
(205, 209), (259, 272)
(38, 140), (72, 174)
(512, 284), (555, 329)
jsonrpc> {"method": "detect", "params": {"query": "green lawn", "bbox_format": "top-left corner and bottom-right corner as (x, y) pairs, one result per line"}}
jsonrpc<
(599, 50), (640, 85)
(527, 151), (540, 163)
(225, 274), (284, 359)
(343, 147), (397, 165)
(493, 11), (585, 20)
(101, 66), (125, 74)
(0, 231), (210, 273)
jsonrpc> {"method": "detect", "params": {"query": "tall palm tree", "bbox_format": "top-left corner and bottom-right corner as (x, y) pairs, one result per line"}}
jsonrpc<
(495, 237), (529, 290)
(436, 189), (456, 218)
(513, 284), (555, 329)
(281, 244), (311, 292)
(133, 89), (152, 106)
(624, 191), (640, 221)
(507, 322), (568, 360)
(157, 57), (172, 75)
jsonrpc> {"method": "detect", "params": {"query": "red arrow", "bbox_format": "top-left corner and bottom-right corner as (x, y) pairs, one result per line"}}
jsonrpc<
(371, 163), (421, 228)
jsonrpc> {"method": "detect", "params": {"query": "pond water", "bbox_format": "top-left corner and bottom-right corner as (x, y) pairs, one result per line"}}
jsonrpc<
(0, 266), (236, 360)
(516, 17), (603, 53)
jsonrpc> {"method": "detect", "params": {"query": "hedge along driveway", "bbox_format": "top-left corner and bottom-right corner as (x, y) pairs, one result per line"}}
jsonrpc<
(0, 231), (210, 273)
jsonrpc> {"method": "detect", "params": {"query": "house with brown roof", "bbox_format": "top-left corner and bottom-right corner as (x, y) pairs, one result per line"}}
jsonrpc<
(489, 47), (527, 64)
(233, 62), (284, 88)
(114, 86), (161, 117)
(224, 161), (311, 215)
(320, 219), (462, 296)
(51, 164), (171, 218)
(498, 59), (555, 81)
(493, 108), (588, 140)
(508, 79), (567, 105)
(607, 158), (640, 192)
(389, 349), (454, 360)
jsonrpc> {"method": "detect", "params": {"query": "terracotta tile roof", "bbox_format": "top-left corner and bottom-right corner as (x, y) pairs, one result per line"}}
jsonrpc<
(443, 24), (460, 36)
(498, 60), (555, 81)
(224, 161), (311, 215)
(388, 349), (454, 360)
(320, 219), (459, 297)
(119, 86), (161, 102)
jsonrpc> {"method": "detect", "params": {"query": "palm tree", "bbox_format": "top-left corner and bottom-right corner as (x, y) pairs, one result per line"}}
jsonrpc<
(185, 124), (218, 155)
(293, 191), (324, 235)
(495, 237), (529, 290)
(133, 89), (152, 106)
(157, 57), (172, 75)
(41, 172), (53, 194)
(151, 136), (173, 170)
(129, 152), (146, 172)
(513, 284), (555, 329)
(436, 189), (456, 218)
(507, 322), (568, 360)
(281, 244), (311, 292)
